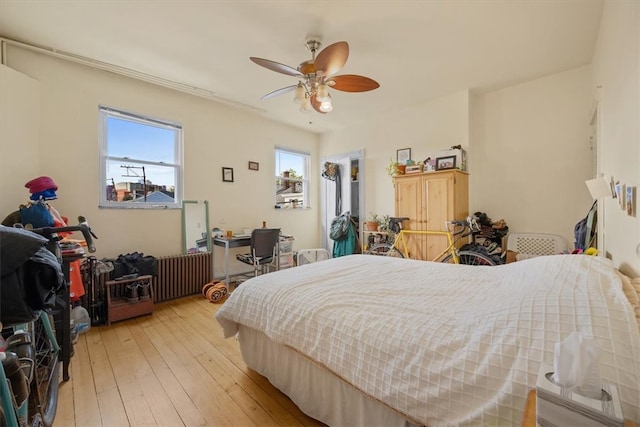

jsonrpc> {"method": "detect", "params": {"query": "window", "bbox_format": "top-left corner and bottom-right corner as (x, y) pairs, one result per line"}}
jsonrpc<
(99, 106), (183, 209)
(275, 147), (309, 209)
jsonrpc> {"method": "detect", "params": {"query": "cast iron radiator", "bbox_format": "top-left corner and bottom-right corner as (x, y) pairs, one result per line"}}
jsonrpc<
(154, 252), (212, 301)
(96, 252), (212, 303)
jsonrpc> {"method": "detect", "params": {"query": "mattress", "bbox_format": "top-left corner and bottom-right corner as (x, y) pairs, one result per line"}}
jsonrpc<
(216, 254), (640, 425)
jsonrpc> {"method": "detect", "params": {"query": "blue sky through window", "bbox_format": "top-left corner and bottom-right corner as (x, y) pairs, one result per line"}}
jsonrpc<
(106, 116), (176, 187)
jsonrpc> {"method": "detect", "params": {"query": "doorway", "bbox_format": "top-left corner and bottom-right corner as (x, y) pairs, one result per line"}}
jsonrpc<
(320, 149), (365, 252)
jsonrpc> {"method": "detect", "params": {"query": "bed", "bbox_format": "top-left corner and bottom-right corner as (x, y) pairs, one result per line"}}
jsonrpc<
(215, 254), (640, 426)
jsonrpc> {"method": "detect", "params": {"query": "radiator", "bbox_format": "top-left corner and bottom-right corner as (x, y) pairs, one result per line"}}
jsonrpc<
(95, 252), (212, 303)
(154, 252), (212, 302)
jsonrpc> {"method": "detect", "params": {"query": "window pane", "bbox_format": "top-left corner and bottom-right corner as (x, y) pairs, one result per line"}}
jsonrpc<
(100, 106), (182, 208)
(275, 148), (309, 209)
(276, 151), (305, 178)
(106, 160), (176, 202)
(107, 116), (176, 163)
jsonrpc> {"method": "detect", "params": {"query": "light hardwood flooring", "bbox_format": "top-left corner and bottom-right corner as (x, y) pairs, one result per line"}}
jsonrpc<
(57, 295), (325, 426)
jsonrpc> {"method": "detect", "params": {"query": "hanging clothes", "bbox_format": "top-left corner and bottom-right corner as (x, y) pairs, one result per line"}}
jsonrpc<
(322, 162), (341, 216)
(331, 215), (358, 258)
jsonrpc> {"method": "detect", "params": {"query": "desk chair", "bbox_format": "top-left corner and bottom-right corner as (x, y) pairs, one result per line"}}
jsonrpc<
(236, 228), (281, 276)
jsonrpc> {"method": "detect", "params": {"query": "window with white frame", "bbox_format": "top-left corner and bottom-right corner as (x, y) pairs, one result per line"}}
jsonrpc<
(275, 147), (309, 209)
(99, 106), (183, 209)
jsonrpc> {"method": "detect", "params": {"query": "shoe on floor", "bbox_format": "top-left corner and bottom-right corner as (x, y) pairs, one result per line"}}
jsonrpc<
(126, 283), (139, 303)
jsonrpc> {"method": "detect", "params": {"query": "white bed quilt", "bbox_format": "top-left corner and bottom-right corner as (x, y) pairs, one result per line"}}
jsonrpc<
(216, 254), (640, 425)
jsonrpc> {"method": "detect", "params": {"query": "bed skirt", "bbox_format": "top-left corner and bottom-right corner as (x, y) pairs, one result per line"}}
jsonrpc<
(238, 325), (418, 427)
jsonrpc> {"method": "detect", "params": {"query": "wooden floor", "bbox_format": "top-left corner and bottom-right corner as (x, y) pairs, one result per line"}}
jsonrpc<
(57, 295), (325, 426)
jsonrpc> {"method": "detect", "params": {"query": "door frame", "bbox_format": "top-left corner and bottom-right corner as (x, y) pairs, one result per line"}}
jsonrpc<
(320, 149), (365, 251)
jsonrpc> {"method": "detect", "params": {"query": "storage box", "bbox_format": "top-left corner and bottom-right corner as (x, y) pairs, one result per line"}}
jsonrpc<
(535, 364), (624, 427)
(405, 164), (423, 174)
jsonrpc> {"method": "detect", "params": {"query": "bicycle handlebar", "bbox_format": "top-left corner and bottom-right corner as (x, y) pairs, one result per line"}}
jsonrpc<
(27, 216), (97, 253)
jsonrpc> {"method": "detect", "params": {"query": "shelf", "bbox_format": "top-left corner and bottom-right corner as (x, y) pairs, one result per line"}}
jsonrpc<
(105, 275), (153, 325)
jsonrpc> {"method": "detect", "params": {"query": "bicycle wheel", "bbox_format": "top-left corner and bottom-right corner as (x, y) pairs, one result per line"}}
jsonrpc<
(28, 312), (59, 427)
(441, 250), (497, 266)
(366, 243), (404, 258)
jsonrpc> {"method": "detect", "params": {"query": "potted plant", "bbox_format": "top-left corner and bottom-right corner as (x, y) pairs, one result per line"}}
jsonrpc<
(378, 214), (391, 232)
(386, 158), (401, 177)
(364, 212), (380, 231)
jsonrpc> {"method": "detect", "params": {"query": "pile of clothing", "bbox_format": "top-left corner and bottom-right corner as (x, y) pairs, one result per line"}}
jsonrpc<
(460, 212), (509, 264)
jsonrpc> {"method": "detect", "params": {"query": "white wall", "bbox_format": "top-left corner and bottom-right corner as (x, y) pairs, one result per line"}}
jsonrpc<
(322, 73), (594, 252)
(470, 66), (594, 246)
(319, 90), (470, 220)
(591, 0), (640, 275)
(0, 65), (41, 208)
(1, 47), (320, 273)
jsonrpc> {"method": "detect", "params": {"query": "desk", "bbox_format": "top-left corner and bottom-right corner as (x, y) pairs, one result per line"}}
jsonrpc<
(212, 236), (251, 284)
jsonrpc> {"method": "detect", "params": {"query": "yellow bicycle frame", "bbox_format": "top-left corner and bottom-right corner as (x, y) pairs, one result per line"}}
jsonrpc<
(390, 228), (460, 263)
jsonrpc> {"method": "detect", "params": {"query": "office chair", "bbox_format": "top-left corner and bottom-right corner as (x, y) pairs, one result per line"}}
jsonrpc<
(236, 228), (281, 276)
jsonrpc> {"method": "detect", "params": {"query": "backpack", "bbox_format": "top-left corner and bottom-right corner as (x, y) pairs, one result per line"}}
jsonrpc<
(574, 201), (597, 250)
(329, 213), (350, 241)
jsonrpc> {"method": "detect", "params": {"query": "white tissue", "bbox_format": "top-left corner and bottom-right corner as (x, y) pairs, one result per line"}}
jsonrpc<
(552, 331), (602, 399)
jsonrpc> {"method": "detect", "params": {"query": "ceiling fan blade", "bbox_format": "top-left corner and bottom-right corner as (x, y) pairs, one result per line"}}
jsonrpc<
(310, 94), (327, 114)
(314, 41), (349, 77)
(261, 84), (298, 100)
(329, 74), (380, 92)
(250, 57), (303, 77)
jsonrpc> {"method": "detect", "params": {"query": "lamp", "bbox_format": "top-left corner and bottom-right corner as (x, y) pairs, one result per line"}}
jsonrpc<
(293, 73), (335, 113)
(319, 95), (333, 112)
(585, 176), (615, 200)
(293, 83), (305, 104)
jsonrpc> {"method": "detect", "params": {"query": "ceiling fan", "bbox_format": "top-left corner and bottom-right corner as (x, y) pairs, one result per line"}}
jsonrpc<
(250, 39), (380, 114)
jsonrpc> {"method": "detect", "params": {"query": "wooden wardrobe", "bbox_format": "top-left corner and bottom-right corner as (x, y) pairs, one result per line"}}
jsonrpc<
(394, 170), (469, 260)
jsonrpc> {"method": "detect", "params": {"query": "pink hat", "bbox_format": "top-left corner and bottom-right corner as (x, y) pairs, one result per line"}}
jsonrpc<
(25, 176), (58, 194)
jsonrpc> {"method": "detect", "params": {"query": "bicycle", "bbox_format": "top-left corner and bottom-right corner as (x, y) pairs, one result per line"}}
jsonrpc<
(1, 219), (96, 427)
(365, 216), (498, 265)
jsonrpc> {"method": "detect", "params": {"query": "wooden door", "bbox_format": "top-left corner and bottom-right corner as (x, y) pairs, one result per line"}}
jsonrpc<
(423, 173), (453, 260)
(394, 175), (425, 259)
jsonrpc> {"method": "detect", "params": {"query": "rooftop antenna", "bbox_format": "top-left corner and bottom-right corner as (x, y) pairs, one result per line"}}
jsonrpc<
(121, 165), (147, 202)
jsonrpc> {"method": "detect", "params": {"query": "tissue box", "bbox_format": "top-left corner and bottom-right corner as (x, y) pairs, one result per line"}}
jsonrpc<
(535, 364), (624, 427)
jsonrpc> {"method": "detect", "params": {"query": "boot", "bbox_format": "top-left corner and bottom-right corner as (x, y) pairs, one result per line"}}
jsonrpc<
(126, 283), (139, 303)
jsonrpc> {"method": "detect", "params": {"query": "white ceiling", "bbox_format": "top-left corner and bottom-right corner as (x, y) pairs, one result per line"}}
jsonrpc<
(0, 0), (603, 134)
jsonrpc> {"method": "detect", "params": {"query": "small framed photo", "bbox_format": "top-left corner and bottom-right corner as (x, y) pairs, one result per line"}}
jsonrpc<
(222, 167), (234, 182)
(626, 186), (636, 217)
(435, 155), (456, 170)
(248, 161), (259, 171)
(397, 148), (411, 165)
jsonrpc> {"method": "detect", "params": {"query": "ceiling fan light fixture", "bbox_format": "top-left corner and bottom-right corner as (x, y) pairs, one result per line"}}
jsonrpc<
(316, 83), (330, 102)
(293, 83), (305, 103)
(251, 39), (379, 114)
(300, 95), (312, 112)
(319, 96), (333, 113)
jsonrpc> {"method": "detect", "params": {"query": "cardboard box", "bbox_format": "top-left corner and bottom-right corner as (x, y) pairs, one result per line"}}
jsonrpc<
(535, 364), (624, 427)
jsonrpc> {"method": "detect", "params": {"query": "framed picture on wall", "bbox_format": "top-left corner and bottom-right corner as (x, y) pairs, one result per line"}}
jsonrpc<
(397, 148), (411, 165)
(248, 161), (259, 171)
(435, 155), (456, 170)
(222, 167), (234, 182)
